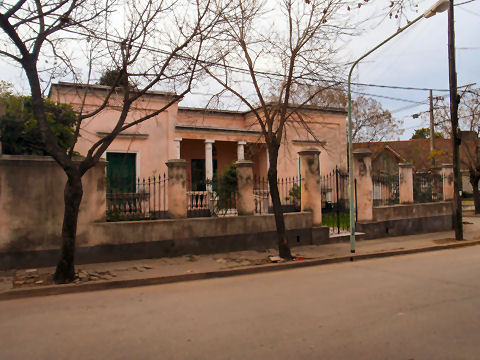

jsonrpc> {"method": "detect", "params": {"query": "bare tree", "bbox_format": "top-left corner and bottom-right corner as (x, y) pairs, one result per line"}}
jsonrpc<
(0, 0), (227, 282)
(421, 89), (480, 212)
(293, 85), (403, 142)
(459, 90), (480, 213)
(204, 0), (357, 259)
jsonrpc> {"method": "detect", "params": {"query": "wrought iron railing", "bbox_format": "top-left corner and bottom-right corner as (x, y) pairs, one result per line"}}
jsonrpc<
(321, 167), (350, 234)
(372, 173), (399, 207)
(413, 171), (443, 203)
(253, 175), (301, 214)
(106, 174), (168, 221)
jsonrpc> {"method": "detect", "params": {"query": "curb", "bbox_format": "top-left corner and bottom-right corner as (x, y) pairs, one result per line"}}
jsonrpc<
(1, 239), (479, 301)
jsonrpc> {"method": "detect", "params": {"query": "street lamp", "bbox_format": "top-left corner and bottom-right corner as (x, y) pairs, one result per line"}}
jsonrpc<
(347, 0), (449, 255)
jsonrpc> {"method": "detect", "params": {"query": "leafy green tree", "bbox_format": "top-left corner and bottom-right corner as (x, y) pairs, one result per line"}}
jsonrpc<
(411, 127), (444, 140)
(210, 163), (238, 215)
(98, 68), (128, 87)
(0, 95), (77, 155)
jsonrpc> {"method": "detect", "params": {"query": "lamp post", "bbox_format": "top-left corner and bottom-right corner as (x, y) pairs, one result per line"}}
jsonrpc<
(347, 0), (449, 255)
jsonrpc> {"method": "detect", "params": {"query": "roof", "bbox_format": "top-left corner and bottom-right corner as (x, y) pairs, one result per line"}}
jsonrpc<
(354, 138), (453, 170)
(50, 82), (347, 115)
(49, 82), (178, 99)
(178, 103), (347, 116)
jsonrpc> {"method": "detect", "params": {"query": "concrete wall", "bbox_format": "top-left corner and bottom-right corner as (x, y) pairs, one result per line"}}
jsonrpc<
(0, 155), (106, 254)
(0, 212), (330, 269)
(356, 202), (454, 239)
(372, 201), (453, 222)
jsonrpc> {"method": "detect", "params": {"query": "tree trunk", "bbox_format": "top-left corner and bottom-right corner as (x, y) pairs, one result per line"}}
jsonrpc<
(471, 174), (480, 215)
(54, 171), (83, 283)
(267, 146), (292, 260)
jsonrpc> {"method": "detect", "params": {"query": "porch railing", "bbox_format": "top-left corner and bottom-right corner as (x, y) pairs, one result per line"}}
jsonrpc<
(187, 191), (209, 211)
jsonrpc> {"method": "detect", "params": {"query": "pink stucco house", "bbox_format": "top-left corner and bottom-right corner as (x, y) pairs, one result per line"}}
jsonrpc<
(49, 82), (347, 190)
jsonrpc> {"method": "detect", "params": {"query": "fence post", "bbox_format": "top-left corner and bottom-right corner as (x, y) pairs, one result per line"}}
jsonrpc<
(399, 162), (414, 204)
(166, 159), (187, 218)
(353, 148), (373, 221)
(442, 163), (454, 200)
(298, 148), (322, 226)
(235, 160), (255, 215)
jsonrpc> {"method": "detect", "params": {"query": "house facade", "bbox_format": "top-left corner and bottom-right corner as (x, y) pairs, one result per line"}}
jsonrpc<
(49, 83), (347, 189)
(354, 136), (480, 195)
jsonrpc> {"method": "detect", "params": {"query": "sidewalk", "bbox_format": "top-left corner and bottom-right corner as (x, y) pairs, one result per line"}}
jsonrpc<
(1, 215), (480, 300)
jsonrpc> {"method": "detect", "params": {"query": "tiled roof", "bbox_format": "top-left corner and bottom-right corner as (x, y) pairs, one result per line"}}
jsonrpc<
(353, 138), (453, 170)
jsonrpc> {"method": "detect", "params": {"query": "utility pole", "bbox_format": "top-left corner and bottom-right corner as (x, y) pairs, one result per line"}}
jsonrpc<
(448, 0), (463, 240)
(429, 89), (435, 167)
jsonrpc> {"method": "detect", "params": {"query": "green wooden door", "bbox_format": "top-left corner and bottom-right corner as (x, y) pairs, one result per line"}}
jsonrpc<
(106, 153), (136, 193)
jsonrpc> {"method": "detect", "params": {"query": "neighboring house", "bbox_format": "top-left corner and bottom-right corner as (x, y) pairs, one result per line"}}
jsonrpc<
(49, 83), (347, 189)
(354, 136), (480, 194)
(354, 138), (453, 176)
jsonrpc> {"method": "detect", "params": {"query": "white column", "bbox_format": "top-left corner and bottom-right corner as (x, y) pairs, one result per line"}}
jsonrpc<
(173, 137), (182, 159)
(205, 139), (215, 192)
(237, 141), (247, 160)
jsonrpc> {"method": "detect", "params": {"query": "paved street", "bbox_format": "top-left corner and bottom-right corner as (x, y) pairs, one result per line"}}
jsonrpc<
(1, 246), (480, 359)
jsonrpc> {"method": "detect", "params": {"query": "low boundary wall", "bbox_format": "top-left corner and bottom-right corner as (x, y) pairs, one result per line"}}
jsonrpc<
(0, 212), (330, 269)
(356, 202), (454, 240)
(0, 155), (106, 254)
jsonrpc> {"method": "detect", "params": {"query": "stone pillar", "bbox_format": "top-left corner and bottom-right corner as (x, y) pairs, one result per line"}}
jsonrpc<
(166, 159), (187, 218)
(235, 160), (255, 215)
(399, 162), (413, 204)
(353, 148), (373, 221)
(205, 139), (215, 192)
(298, 148), (322, 226)
(442, 163), (454, 200)
(237, 141), (246, 160)
(173, 137), (182, 159)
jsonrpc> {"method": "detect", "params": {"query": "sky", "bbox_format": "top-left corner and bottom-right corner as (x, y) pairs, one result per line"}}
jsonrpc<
(340, 0), (480, 139)
(0, 0), (478, 140)
(186, 0), (480, 140)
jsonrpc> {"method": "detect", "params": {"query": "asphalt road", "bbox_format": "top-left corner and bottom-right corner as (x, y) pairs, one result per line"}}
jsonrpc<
(1, 246), (480, 360)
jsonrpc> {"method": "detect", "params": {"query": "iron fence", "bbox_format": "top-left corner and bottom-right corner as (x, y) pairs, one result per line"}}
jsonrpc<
(372, 173), (399, 207)
(413, 171), (443, 203)
(106, 174), (168, 221)
(253, 175), (301, 214)
(321, 167), (350, 234)
(253, 175), (269, 214)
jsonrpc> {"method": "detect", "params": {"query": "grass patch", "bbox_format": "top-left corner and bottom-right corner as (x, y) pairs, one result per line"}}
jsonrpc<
(322, 211), (350, 229)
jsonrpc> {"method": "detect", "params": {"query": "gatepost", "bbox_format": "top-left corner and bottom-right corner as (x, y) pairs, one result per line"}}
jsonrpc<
(166, 159), (187, 218)
(442, 163), (454, 200)
(399, 162), (414, 204)
(298, 148), (322, 226)
(235, 160), (255, 215)
(353, 148), (373, 221)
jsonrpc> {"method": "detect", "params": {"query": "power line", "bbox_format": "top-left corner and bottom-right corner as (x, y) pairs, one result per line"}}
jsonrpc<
(1, 3), (470, 99)
(350, 90), (427, 104)
(39, 19), (453, 94)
